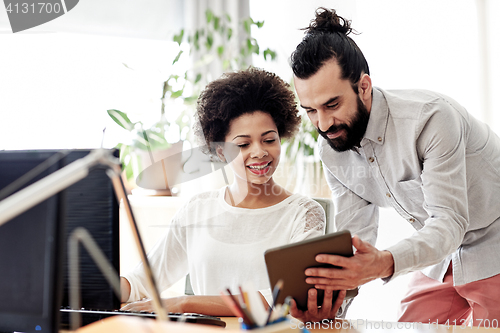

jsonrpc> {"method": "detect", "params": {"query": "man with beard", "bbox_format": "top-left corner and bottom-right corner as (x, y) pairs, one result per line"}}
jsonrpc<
(288, 7), (500, 325)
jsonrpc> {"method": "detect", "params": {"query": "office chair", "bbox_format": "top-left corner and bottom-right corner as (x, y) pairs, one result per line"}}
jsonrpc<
(312, 197), (334, 234)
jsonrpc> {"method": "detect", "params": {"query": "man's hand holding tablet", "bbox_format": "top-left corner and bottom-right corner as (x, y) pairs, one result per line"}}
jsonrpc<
(264, 230), (358, 322)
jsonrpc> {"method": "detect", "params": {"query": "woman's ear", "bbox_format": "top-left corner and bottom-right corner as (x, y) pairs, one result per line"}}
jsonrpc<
(216, 145), (226, 162)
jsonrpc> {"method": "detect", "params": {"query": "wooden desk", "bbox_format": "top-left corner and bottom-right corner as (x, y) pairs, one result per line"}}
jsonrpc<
(67, 316), (500, 332)
(224, 317), (500, 332)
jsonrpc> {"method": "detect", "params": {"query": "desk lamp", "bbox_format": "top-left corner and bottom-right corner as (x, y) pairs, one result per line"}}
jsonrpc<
(0, 149), (169, 329)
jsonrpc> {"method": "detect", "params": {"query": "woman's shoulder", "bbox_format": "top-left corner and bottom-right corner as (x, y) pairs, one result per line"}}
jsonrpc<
(284, 194), (326, 236)
(172, 189), (222, 222)
(286, 193), (325, 211)
(188, 188), (220, 200)
(182, 189), (221, 207)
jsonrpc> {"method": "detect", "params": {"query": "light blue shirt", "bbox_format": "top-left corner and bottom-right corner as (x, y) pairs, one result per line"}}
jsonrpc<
(319, 87), (500, 285)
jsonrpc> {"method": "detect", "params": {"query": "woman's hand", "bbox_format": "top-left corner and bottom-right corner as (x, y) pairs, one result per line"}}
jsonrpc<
(120, 296), (186, 313)
(289, 289), (346, 323)
(120, 295), (235, 316)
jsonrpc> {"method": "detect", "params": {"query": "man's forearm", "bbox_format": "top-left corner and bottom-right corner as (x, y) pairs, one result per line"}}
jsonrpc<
(379, 250), (395, 279)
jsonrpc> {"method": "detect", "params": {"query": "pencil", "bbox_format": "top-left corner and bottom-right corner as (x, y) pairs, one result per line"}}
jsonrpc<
(220, 291), (245, 318)
(266, 279), (284, 325)
(223, 288), (255, 327)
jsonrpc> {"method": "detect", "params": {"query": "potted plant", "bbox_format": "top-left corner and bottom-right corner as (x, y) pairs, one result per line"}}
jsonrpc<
(107, 9), (277, 194)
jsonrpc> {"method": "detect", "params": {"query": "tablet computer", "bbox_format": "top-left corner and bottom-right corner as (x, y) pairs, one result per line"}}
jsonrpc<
(264, 230), (358, 311)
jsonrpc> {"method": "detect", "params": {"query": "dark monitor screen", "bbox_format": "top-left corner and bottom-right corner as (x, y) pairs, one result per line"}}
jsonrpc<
(0, 150), (64, 333)
(58, 150), (120, 313)
(0, 149), (120, 332)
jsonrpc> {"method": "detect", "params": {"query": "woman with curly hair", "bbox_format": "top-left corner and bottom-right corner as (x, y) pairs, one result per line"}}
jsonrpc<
(120, 67), (338, 317)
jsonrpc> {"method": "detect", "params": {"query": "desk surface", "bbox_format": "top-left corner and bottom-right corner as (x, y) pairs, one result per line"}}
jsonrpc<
(66, 316), (500, 332)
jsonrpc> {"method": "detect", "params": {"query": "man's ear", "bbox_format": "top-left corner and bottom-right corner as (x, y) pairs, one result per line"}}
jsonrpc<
(216, 145), (226, 162)
(358, 73), (372, 107)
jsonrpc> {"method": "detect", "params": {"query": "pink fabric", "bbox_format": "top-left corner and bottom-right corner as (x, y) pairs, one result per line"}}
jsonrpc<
(398, 264), (500, 326)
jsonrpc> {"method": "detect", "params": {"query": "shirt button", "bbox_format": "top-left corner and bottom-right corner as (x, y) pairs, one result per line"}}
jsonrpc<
(386, 193), (391, 198)
(368, 157), (374, 163)
(409, 218), (415, 223)
(378, 137), (382, 142)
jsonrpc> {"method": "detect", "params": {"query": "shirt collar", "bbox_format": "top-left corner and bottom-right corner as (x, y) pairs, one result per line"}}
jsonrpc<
(362, 87), (389, 146)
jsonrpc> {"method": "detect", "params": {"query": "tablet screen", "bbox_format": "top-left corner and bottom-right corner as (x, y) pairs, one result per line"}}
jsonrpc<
(264, 230), (357, 311)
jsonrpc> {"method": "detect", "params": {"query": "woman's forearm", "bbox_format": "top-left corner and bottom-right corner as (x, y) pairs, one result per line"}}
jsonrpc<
(121, 292), (269, 317)
(120, 277), (131, 303)
(169, 295), (235, 316)
(172, 292), (269, 316)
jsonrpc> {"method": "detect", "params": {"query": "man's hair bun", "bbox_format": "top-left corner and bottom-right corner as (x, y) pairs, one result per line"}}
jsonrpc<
(305, 7), (352, 35)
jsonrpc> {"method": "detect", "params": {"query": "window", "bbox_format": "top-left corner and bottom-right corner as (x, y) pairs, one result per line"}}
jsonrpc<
(0, 32), (184, 150)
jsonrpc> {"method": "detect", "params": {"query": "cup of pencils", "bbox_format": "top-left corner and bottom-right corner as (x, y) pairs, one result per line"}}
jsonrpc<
(220, 280), (293, 330)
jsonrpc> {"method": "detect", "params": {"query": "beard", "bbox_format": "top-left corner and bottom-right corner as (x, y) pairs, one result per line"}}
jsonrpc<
(318, 96), (370, 152)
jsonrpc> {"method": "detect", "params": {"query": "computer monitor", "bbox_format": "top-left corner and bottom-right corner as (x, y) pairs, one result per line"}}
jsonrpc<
(0, 149), (120, 332)
(0, 150), (64, 333)
(58, 150), (120, 313)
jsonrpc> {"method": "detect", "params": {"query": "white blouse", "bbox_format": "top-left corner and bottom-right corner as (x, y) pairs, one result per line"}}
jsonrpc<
(123, 187), (326, 303)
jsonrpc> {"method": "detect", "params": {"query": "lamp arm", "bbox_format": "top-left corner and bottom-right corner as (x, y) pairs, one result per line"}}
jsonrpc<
(0, 149), (113, 227)
(68, 227), (122, 330)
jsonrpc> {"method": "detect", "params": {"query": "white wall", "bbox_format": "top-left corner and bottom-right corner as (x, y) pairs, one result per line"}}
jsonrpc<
(1, 0), (497, 147)
(250, 0), (496, 125)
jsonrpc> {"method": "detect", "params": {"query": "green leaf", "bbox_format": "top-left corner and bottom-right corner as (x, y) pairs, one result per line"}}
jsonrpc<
(107, 109), (134, 131)
(172, 50), (183, 65)
(124, 162), (134, 181)
(225, 13), (231, 22)
(217, 45), (224, 58)
(254, 20), (264, 28)
(118, 144), (129, 164)
(170, 89), (184, 99)
(194, 73), (202, 84)
(263, 48), (277, 61)
(206, 32), (213, 50)
(173, 29), (184, 45)
(145, 130), (167, 145)
(194, 31), (200, 50)
(205, 9), (213, 23)
(227, 27), (233, 41)
(246, 38), (259, 55)
(253, 42), (260, 55)
(246, 38), (252, 51)
(243, 19), (251, 34)
(183, 96), (198, 104)
(167, 74), (179, 83)
(213, 16), (220, 30)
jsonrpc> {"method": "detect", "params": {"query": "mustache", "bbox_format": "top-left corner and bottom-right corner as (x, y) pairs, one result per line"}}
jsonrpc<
(317, 123), (350, 137)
